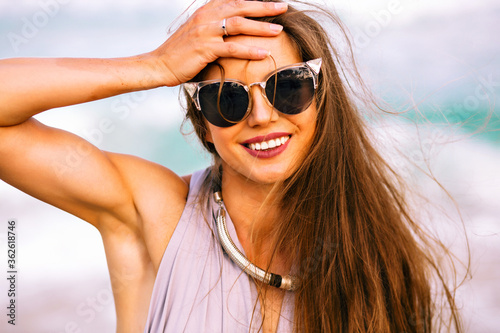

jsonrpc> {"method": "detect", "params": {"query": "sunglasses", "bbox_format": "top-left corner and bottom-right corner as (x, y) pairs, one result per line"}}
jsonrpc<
(183, 58), (322, 127)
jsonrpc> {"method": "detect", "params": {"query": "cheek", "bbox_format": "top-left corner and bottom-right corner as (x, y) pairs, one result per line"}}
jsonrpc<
(205, 126), (213, 143)
(206, 123), (238, 154)
(299, 106), (318, 139)
(204, 119), (219, 144)
(206, 123), (221, 145)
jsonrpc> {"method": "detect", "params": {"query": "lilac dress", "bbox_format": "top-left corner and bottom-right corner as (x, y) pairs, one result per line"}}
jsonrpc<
(144, 169), (294, 333)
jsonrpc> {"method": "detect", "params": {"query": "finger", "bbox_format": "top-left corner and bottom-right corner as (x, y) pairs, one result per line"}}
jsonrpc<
(214, 41), (271, 60)
(200, 0), (287, 21)
(218, 0), (288, 18)
(191, 1), (286, 38)
(224, 16), (283, 36)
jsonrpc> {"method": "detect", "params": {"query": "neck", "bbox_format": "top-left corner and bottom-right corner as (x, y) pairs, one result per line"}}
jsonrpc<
(219, 167), (283, 267)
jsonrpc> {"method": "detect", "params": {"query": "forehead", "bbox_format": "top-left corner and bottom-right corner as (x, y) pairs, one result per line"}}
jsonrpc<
(205, 33), (301, 80)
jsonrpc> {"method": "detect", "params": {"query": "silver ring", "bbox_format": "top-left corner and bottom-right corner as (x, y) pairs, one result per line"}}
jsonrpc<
(221, 18), (228, 36)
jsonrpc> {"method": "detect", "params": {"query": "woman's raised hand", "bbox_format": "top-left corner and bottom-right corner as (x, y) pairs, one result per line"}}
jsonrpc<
(0, 0), (287, 121)
(150, 0), (288, 87)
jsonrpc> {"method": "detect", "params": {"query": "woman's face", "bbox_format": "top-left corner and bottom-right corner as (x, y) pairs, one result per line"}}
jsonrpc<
(204, 33), (317, 185)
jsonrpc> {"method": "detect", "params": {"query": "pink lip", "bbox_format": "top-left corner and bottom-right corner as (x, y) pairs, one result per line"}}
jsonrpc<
(241, 135), (291, 159)
(241, 132), (291, 145)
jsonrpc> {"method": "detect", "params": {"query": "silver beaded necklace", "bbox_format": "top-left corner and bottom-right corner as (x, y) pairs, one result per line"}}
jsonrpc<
(213, 190), (299, 291)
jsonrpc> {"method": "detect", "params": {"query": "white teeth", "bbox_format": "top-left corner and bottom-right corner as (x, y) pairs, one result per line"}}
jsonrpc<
(247, 136), (290, 151)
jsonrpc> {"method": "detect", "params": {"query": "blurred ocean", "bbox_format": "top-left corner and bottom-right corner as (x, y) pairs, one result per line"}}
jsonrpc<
(0, 0), (498, 332)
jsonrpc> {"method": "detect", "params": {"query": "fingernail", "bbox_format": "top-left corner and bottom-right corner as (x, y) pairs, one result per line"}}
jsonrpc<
(275, 3), (288, 10)
(258, 49), (271, 58)
(270, 23), (283, 33)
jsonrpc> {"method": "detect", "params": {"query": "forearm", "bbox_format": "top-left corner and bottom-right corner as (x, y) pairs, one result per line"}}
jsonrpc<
(0, 54), (162, 126)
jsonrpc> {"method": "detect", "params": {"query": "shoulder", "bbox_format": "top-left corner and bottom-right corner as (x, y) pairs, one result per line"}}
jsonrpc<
(104, 151), (189, 203)
(101, 151), (190, 267)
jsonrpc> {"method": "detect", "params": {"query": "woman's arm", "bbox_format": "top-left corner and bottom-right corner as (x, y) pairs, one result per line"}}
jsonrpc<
(0, 1), (287, 124)
(0, 0), (287, 229)
(0, 55), (158, 229)
(0, 56), (163, 126)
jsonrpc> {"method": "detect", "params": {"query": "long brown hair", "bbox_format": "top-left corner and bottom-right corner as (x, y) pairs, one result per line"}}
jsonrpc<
(183, 1), (462, 332)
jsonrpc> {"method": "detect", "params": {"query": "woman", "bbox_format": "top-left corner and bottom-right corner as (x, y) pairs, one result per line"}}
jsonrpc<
(0, 0), (461, 332)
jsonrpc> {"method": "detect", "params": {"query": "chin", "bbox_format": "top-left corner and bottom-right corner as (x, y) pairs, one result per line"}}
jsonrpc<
(245, 167), (295, 185)
(221, 158), (300, 186)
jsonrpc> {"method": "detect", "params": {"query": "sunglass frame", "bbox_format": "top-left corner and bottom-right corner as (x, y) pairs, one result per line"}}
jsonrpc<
(183, 58), (322, 124)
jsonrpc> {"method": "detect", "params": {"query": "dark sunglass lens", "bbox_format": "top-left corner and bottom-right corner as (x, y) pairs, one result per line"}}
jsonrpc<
(265, 67), (315, 115)
(219, 82), (250, 122)
(199, 82), (249, 127)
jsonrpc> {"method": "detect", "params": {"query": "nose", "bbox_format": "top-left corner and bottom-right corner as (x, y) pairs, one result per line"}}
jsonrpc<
(246, 85), (279, 127)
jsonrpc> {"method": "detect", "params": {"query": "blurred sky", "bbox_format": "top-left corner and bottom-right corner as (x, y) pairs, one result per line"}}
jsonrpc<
(0, 0), (499, 332)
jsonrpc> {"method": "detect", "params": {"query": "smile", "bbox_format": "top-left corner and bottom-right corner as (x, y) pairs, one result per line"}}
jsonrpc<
(241, 133), (292, 159)
(247, 136), (290, 151)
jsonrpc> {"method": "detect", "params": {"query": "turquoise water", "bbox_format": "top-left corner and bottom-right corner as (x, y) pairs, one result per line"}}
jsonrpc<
(410, 106), (500, 143)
